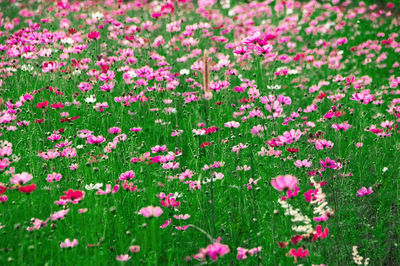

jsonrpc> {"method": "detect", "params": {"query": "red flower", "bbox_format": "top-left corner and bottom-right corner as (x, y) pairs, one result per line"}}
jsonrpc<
(200, 142), (212, 148)
(60, 116), (79, 123)
(51, 102), (64, 109)
(18, 184), (37, 193)
(290, 235), (303, 244)
(286, 147), (299, 153)
(0, 184), (6, 195)
(36, 101), (48, 109)
(277, 242), (288, 248)
(34, 119), (44, 124)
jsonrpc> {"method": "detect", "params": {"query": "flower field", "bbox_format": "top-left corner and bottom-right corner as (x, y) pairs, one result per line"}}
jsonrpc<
(0, 0), (400, 265)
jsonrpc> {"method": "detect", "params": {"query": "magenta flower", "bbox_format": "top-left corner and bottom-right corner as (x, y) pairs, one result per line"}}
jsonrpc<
(160, 196), (180, 208)
(0, 195), (7, 203)
(271, 175), (298, 191)
(356, 187), (373, 197)
(193, 238), (230, 262)
(289, 247), (309, 259)
(160, 219), (171, 229)
(320, 157), (339, 169)
(60, 238), (78, 248)
(108, 127), (121, 134)
(86, 135), (106, 145)
(138, 206), (163, 218)
(119, 170), (135, 181)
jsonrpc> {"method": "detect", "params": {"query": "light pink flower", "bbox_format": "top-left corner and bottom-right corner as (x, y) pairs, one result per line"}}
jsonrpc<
(138, 206), (163, 218)
(129, 245), (140, 253)
(10, 172), (33, 184)
(51, 209), (69, 220)
(173, 214), (191, 220)
(271, 175), (298, 191)
(60, 238), (78, 248)
(116, 255), (131, 261)
(294, 159), (312, 168)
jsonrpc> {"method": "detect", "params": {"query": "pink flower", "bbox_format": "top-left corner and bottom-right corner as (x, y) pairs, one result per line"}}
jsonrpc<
(138, 206), (163, 218)
(116, 255), (131, 261)
(271, 175), (298, 191)
(46, 173), (62, 182)
(332, 121), (352, 131)
(0, 158), (10, 170)
(313, 213), (329, 222)
(96, 184), (119, 195)
(160, 219), (171, 229)
(51, 209), (69, 220)
(356, 142), (363, 148)
(87, 135), (105, 145)
(129, 245), (140, 253)
(294, 159), (312, 168)
(160, 196), (180, 208)
(130, 127), (142, 132)
(42, 61), (58, 72)
(175, 225), (189, 231)
(237, 246), (262, 260)
(356, 187), (373, 197)
(78, 208), (88, 214)
(193, 238), (230, 262)
(60, 238), (78, 248)
(10, 172), (33, 184)
(119, 170), (135, 181)
(0, 195), (8, 203)
(315, 139), (334, 150)
(27, 218), (50, 231)
(320, 157), (339, 169)
(173, 214), (190, 220)
(109, 127), (121, 134)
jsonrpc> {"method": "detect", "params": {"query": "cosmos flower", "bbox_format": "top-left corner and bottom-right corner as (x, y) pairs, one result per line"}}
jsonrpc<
(356, 187), (373, 197)
(271, 175), (298, 191)
(138, 206), (163, 218)
(60, 239), (78, 248)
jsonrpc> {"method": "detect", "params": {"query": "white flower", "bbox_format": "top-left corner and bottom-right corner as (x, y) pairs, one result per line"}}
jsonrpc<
(72, 69), (82, 76)
(21, 64), (34, 72)
(180, 69), (190, 75)
(85, 183), (103, 190)
(85, 95), (97, 104)
(61, 37), (74, 45)
(91, 12), (104, 20)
